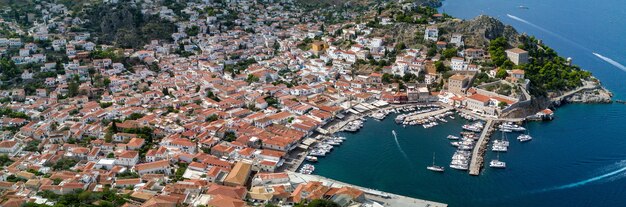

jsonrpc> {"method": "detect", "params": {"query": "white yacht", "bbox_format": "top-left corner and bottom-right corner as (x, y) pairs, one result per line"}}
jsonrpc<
(490, 153), (506, 168)
(447, 135), (460, 140)
(518, 134), (532, 142)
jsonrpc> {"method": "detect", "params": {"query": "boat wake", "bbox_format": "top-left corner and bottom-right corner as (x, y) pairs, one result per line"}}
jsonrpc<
(392, 131), (411, 162)
(506, 14), (589, 51)
(592, 52), (626, 72)
(534, 161), (626, 193)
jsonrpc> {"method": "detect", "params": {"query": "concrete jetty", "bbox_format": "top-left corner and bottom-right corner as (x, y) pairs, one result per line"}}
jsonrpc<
(469, 119), (495, 175)
(403, 105), (453, 122)
(287, 171), (448, 207)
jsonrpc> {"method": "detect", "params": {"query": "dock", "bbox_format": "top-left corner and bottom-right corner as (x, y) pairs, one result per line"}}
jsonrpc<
(403, 105), (453, 122)
(469, 119), (495, 175)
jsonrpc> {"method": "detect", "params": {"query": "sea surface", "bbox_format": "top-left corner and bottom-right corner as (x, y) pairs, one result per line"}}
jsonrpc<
(313, 1), (626, 206)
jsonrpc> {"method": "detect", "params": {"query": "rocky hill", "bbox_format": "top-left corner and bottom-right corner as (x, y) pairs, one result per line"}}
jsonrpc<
(80, 2), (176, 48)
(440, 15), (519, 48)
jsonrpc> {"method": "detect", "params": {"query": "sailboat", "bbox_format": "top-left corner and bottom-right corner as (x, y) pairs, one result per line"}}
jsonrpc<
(489, 153), (506, 168)
(427, 152), (445, 172)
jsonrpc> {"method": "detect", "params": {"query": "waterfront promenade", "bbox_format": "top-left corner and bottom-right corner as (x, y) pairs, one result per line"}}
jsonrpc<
(469, 120), (495, 175)
(287, 171), (448, 207)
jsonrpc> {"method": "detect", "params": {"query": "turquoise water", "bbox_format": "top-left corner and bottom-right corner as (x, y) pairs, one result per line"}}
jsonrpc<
(314, 1), (626, 206)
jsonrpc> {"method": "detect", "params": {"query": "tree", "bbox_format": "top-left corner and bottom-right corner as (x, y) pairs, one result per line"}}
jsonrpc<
(496, 68), (508, 79)
(434, 61), (447, 73)
(52, 158), (78, 170)
(205, 114), (219, 123)
(442, 48), (457, 59)
(381, 73), (393, 84)
(67, 75), (80, 97)
(427, 47), (437, 57)
(110, 122), (118, 133)
(498, 101), (509, 109)
(246, 74), (260, 83)
(0, 154), (13, 166)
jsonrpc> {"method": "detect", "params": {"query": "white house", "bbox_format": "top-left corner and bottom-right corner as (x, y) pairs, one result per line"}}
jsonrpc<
(424, 26), (439, 41)
(116, 150), (139, 167)
(134, 160), (171, 175)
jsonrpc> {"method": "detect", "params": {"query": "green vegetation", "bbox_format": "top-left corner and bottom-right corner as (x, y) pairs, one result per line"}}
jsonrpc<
(442, 48), (457, 59)
(224, 59), (257, 75)
(51, 158), (78, 171)
(116, 171), (139, 179)
(205, 114), (219, 123)
(0, 107), (30, 119)
(224, 131), (237, 142)
(81, 2), (176, 48)
(23, 140), (41, 152)
(518, 36), (591, 95)
(294, 199), (340, 207)
(489, 36), (591, 96)
(6, 174), (27, 182)
(172, 162), (187, 182)
(186, 26), (200, 36)
(126, 113), (145, 121)
(246, 74), (260, 83)
(488, 37), (514, 69)
(28, 188), (130, 207)
(264, 96), (279, 108)
(0, 154), (14, 166)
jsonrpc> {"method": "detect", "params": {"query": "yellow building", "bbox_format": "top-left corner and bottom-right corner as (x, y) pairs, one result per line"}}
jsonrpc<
(311, 41), (328, 52)
(224, 161), (252, 187)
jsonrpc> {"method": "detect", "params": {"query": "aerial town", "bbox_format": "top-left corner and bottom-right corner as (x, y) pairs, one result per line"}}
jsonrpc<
(0, 0), (607, 207)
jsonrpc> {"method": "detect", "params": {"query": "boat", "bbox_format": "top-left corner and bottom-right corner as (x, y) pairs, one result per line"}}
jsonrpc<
(450, 164), (469, 170)
(392, 130), (397, 137)
(299, 164), (316, 174)
(489, 153), (506, 168)
(518, 134), (532, 142)
(427, 152), (445, 172)
(305, 156), (318, 162)
(447, 135), (460, 140)
(499, 123), (526, 132)
(518, 5), (529, 9)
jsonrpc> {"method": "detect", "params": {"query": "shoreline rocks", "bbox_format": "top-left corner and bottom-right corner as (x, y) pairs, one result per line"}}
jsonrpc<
(563, 87), (612, 104)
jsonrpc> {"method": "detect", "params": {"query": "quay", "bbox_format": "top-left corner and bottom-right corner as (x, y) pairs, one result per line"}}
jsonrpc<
(324, 103), (442, 134)
(469, 119), (495, 175)
(287, 171), (448, 207)
(403, 105), (453, 122)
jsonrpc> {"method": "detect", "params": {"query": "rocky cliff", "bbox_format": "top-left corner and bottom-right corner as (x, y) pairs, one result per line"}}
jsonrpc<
(441, 15), (519, 48)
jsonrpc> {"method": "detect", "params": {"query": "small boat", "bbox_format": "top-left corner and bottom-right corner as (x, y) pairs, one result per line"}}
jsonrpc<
(518, 134), (532, 142)
(427, 152), (445, 172)
(447, 135), (460, 140)
(518, 5), (529, 9)
(305, 156), (318, 162)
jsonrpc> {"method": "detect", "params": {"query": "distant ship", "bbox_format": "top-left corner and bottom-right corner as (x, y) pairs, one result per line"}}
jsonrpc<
(518, 5), (529, 9)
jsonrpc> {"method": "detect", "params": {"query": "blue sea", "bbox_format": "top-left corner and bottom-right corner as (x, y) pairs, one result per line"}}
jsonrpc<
(314, 1), (626, 206)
